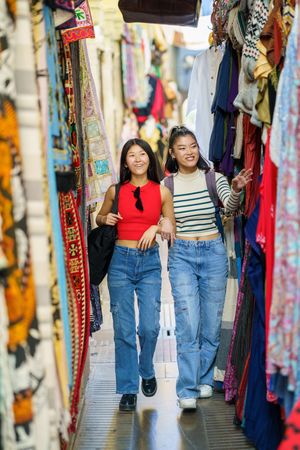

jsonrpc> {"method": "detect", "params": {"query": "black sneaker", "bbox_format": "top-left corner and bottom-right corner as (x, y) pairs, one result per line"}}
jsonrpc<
(119, 394), (137, 412)
(141, 377), (157, 397)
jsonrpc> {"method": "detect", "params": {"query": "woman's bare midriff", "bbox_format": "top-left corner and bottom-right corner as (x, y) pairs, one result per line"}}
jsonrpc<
(116, 239), (156, 248)
(176, 232), (220, 242)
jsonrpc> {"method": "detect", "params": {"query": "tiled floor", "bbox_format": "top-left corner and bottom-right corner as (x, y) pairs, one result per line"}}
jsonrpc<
(73, 241), (255, 450)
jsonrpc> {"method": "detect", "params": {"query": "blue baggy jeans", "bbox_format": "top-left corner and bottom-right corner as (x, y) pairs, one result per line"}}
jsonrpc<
(108, 244), (162, 394)
(168, 237), (228, 399)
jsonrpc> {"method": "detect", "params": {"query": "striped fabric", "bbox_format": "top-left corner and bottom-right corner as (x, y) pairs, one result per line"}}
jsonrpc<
(173, 170), (241, 237)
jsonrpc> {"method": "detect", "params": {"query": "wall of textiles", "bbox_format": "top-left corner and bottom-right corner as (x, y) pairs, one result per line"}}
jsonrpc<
(186, 0), (299, 448)
(0, 0), (115, 448)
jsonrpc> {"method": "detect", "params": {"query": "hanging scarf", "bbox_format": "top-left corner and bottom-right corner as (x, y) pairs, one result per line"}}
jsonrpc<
(79, 40), (117, 207)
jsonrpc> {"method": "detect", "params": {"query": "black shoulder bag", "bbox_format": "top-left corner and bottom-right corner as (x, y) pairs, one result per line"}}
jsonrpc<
(88, 183), (121, 285)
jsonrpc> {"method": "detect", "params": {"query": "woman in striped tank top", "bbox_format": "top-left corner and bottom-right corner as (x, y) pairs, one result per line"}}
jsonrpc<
(164, 126), (252, 410)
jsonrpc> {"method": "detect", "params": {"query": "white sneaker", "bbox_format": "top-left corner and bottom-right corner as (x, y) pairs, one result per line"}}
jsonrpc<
(198, 384), (213, 398)
(178, 398), (197, 410)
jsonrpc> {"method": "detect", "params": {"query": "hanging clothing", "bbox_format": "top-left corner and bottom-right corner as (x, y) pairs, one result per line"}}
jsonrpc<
(186, 47), (223, 160)
(243, 199), (283, 450)
(267, 8), (300, 402)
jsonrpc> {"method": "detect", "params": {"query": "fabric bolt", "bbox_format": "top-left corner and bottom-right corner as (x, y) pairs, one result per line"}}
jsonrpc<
(59, 191), (90, 431)
(0, 3), (39, 445)
(243, 113), (262, 218)
(169, 237), (228, 397)
(31, 0), (69, 440)
(108, 245), (161, 394)
(214, 216), (239, 382)
(15, 0), (62, 446)
(79, 40), (117, 207)
(242, 199), (283, 450)
(267, 7), (300, 399)
(186, 47), (223, 160)
(44, 4), (73, 398)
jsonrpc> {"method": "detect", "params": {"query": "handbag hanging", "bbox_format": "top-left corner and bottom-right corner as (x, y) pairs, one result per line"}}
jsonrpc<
(88, 183), (121, 285)
(118, 0), (201, 27)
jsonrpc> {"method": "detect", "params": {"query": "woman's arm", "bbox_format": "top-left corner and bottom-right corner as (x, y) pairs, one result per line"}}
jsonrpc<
(137, 185), (176, 250)
(216, 169), (252, 213)
(96, 185), (123, 226)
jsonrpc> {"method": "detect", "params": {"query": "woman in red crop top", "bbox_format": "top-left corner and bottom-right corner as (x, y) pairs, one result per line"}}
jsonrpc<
(97, 138), (175, 412)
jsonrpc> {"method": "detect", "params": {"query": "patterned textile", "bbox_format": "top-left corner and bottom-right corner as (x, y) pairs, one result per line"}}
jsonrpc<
(46, 5), (75, 193)
(0, 1), (39, 445)
(31, 0), (70, 439)
(224, 242), (253, 401)
(242, 0), (271, 80)
(90, 284), (103, 333)
(58, 0), (95, 45)
(61, 41), (82, 208)
(0, 242), (16, 450)
(59, 191), (90, 431)
(79, 40), (116, 207)
(15, 0), (65, 446)
(214, 216), (239, 382)
(268, 7), (300, 400)
(211, 0), (240, 45)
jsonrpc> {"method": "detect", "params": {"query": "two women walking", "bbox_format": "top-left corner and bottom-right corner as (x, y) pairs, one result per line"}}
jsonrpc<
(97, 127), (252, 411)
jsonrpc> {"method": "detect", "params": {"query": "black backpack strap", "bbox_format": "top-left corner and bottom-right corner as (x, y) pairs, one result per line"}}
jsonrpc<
(163, 175), (174, 196)
(111, 183), (121, 214)
(205, 170), (219, 207)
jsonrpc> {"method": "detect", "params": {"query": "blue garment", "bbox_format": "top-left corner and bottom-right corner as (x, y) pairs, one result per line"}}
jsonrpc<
(168, 237), (228, 398)
(244, 199), (283, 450)
(108, 244), (161, 394)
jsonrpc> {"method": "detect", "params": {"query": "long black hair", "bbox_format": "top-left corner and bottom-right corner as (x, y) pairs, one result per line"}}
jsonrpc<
(165, 126), (210, 173)
(119, 138), (160, 184)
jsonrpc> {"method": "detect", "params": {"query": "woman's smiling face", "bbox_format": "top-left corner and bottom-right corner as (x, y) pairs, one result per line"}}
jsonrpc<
(170, 134), (199, 171)
(126, 144), (150, 176)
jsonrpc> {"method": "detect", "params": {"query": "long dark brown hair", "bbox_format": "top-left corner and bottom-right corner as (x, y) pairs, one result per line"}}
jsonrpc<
(165, 126), (210, 173)
(119, 138), (160, 184)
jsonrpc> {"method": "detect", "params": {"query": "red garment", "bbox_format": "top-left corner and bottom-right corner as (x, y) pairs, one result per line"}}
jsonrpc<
(256, 129), (277, 355)
(243, 114), (261, 217)
(117, 181), (161, 240)
(256, 129), (278, 402)
(151, 77), (165, 122)
(278, 399), (300, 449)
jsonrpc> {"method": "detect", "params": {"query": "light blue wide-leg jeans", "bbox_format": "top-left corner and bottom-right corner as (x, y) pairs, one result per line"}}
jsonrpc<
(168, 237), (228, 399)
(108, 244), (162, 394)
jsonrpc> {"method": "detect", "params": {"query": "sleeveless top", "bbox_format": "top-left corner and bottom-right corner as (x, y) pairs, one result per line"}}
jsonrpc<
(117, 181), (162, 240)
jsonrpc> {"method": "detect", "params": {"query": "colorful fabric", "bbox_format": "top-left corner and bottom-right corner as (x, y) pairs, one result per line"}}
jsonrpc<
(31, 0), (70, 439)
(44, 2), (72, 411)
(0, 250), (16, 450)
(224, 242), (253, 402)
(59, 0), (95, 45)
(279, 398), (300, 449)
(59, 191), (90, 431)
(242, 0), (271, 81)
(79, 40), (116, 207)
(267, 8), (300, 400)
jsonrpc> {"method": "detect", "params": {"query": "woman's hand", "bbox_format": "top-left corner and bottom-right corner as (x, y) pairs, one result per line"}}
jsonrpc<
(138, 225), (158, 250)
(103, 212), (123, 226)
(160, 217), (176, 246)
(231, 168), (253, 193)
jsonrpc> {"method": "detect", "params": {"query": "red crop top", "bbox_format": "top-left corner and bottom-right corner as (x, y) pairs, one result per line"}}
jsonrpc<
(117, 181), (162, 240)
